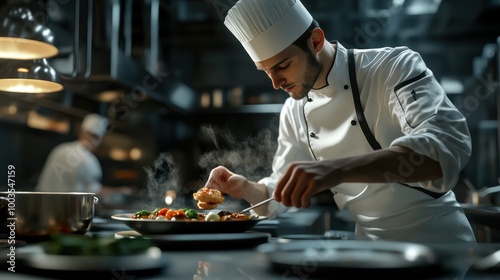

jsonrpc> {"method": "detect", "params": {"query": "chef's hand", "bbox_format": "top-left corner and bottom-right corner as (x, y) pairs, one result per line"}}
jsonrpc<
(275, 160), (340, 208)
(204, 166), (273, 215)
(204, 166), (248, 199)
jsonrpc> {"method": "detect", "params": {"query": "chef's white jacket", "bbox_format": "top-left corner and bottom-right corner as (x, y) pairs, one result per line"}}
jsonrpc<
(35, 141), (103, 194)
(259, 42), (475, 243)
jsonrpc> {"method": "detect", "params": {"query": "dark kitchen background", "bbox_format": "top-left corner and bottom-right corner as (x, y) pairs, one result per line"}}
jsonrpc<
(1, 0), (499, 205)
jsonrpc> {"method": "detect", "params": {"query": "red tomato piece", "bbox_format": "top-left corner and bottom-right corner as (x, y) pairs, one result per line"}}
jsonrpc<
(176, 209), (185, 217)
(157, 207), (169, 216)
(166, 209), (177, 220)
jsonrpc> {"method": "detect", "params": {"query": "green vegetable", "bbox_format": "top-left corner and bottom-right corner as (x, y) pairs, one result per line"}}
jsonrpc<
(185, 209), (199, 219)
(134, 210), (151, 218)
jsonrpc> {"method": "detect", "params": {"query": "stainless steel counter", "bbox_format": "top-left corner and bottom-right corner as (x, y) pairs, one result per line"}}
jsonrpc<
(2, 210), (500, 279)
(2, 237), (500, 279)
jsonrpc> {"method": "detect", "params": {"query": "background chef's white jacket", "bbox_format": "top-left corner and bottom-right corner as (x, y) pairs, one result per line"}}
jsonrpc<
(259, 42), (475, 243)
(35, 141), (103, 194)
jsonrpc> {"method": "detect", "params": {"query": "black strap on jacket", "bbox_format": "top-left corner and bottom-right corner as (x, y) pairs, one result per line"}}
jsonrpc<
(347, 48), (445, 199)
(347, 49), (381, 150)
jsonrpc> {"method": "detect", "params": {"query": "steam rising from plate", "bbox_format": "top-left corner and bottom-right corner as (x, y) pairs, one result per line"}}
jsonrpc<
(142, 152), (180, 208)
(141, 125), (277, 210)
(198, 125), (277, 182)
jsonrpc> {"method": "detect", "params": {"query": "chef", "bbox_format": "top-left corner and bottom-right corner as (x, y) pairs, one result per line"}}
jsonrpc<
(204, 0), (476, 243)
(35, 113), (108, 194)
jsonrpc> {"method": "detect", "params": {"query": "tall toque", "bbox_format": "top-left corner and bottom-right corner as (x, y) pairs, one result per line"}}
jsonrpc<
(81, 113), (108, 137)
(224, 0), (313, 62)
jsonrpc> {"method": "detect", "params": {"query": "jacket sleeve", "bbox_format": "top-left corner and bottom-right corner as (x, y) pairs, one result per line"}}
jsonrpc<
(258, 98), (313, 217)
(381, 48), (471, 192)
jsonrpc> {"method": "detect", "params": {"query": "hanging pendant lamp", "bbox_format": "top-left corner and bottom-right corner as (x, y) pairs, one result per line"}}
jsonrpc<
(0, 4), (63, 93)
(0, 5), (58, 60)
(0, 58), (63, 93)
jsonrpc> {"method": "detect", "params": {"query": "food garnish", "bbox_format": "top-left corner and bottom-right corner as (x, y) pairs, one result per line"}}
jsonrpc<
(204, 211), (220, 221)
(130, 207), (254, 222)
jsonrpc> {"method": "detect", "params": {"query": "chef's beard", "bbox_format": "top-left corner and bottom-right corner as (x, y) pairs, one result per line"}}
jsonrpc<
(293, 50), (322, 100)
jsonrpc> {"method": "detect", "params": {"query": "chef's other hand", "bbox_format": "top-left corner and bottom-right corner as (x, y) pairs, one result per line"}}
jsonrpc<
(275, 161), (339, 208)
(204, 166), (248, 199)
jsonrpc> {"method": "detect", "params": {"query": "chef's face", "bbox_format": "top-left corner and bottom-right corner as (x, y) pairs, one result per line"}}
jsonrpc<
(80, 130), (103, 152)
(255, 44), (322, 100)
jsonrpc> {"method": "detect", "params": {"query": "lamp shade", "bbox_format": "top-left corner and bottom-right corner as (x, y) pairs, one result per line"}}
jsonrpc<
(0, 58), (64, 93)
(0, 6), (58, 59)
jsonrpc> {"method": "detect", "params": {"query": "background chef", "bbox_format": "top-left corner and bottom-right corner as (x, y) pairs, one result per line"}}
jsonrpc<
(35, 113), (108, 194)
(204, 0), (476, 243)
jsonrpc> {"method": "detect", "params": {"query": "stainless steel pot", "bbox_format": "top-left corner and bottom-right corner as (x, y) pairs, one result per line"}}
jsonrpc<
(0, 191), (98, 238)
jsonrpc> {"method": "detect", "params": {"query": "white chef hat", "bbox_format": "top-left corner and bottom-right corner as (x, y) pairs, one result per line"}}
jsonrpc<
(224, 0), (313, 62)
(81, 113), (108, 137)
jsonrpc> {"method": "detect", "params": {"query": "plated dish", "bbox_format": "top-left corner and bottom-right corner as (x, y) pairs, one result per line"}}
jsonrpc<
(114, 187), (268, 234)
(111, 213), (267, 235)
(18, 235), (166, 273)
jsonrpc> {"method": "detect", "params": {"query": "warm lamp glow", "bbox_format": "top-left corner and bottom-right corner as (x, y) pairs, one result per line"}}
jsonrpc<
(0, 78), (63, 93)
(0, 59), (63, 93)
(0, 6), (58, 59)
(0, 38), (58, 60)
(164, 190), (177, 206)
(26, 110), (70, 133)
(129, 148), (142, 160)
(7, 104), (17, 114)
(0, 5), (62, 93)
(109, 148), (128, 161)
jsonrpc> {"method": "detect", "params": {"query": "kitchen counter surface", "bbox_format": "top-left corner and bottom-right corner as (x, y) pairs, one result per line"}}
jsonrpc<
(2, 237), (500, 279)
(2, 211), (500, 279)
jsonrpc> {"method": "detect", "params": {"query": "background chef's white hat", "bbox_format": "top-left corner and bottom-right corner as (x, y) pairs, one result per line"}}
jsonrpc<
(81, 113), (108, 137)
(224, 0), (313, 62)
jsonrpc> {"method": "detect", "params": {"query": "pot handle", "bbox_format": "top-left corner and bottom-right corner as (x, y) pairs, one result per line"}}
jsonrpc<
(94, 196), (99, 205)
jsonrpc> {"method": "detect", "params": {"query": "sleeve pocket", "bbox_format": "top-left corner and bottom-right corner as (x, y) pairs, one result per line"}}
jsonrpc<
(392, 70), (440, 129)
